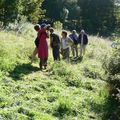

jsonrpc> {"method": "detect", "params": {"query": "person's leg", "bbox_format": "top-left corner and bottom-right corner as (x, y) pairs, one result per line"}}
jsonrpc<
(71, 45), (75, 57)
(43, 58), (48, 69)
(64, 48), (70, 62)
(75, 45), (78, 57)
(62, 50), (66, 59)
(55, 48), (60, 61)
(31, 47), (38, 63)
(80, 44), (83, 57)
(53, 48), (58, 61)
(83, 45), (87, 55)
(39, 58), (43, 70)
(52, 48), (56, 61)
(57, 48), (60, 61)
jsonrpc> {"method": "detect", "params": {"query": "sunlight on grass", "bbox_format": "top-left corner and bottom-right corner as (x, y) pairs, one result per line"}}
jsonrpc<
(0, 30), (112, 120)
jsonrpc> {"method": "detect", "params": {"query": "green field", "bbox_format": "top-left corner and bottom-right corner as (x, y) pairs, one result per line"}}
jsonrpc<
(0, 30), (113, 120)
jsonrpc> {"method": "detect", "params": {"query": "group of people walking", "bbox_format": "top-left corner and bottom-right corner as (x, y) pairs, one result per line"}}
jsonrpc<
(31, 24), (88, 70)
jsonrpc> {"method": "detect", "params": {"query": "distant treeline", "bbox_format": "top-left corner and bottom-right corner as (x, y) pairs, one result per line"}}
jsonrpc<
(43, 0), (120, 36)
(0, 0), (120, 36)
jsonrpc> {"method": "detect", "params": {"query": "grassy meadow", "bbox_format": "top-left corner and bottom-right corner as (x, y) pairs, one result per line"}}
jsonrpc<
(0, 28), (113, 120)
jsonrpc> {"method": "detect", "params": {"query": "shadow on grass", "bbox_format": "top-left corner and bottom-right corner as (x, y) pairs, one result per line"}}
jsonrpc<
(102, 96), (120, 120)
(71, 56), (83, 64)
(89, 96), (119, 120)
(9, 63), (40, 80)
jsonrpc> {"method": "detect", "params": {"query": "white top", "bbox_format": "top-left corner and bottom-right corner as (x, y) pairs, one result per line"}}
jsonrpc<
(61, 37), (73, 49)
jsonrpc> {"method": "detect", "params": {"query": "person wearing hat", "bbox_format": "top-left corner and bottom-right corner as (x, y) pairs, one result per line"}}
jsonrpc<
(50, 28), (60, 61)
(69, 30), (78, 58)
(78, 30), (88, 57)
(31, 24), (41, 63)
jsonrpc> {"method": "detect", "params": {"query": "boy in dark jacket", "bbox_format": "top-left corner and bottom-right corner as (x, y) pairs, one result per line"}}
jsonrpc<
(78, 30), (88, 57)
(50, 28), (60, 61)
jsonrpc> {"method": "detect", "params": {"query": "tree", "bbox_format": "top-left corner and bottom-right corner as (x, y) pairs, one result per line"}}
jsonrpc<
(0, 0), (44, 26)
(42, 0), (63, 21)
(0, 0), (19, 26)
(18, 0), (45, 23)
(78, 0), (116, 35)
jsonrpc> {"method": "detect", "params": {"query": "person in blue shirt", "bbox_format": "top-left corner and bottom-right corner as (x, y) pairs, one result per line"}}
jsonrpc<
(69, 30), (78, 58)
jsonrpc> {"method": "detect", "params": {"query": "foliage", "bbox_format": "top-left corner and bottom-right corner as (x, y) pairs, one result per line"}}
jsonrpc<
(0, 0), (44, 26)
(77, 0), (116, 35)
(53, 21), (63, 30)
(43, 0), (119, 36)
(103, 40), (120, 119)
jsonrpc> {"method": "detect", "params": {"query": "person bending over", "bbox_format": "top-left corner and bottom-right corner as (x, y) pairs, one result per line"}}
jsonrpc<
(61, 30), (73, 62)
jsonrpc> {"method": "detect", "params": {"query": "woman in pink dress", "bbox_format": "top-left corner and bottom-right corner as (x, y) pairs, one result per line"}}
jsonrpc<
(38, 25), (49, 70)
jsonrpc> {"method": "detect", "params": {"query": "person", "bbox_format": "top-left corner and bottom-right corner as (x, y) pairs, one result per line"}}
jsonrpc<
(50, 28), (60, 61)
(31, 24), (41, 63)
(69, 30), (78, 58)
(61, 30), (73, 62)
(38, 24), (49, 70)
(78, 30), (88, 57)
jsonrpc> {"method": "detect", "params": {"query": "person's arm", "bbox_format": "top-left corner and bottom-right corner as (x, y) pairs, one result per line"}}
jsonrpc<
(78, 34), (81, 43)
(68, 37), (74, 46)
(46, 31), (50, 38)
(50, 35), (53, 48)
(85, 34), (88, 44)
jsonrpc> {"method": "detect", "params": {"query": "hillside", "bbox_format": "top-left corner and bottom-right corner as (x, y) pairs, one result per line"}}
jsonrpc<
(0, 30), (113, 120)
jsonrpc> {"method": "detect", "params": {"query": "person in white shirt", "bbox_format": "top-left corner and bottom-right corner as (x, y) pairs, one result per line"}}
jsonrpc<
(61, 30), (73, 62)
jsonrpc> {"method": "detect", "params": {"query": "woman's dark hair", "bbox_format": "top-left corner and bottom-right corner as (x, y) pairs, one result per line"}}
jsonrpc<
(34, 24), (40, 31)
(46, 24), (51, 30)
(49, 27), (54, 33)
(62, 30), (67, 37)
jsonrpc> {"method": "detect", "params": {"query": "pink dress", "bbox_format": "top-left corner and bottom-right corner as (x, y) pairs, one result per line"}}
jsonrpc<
(38, 28), (48, 59)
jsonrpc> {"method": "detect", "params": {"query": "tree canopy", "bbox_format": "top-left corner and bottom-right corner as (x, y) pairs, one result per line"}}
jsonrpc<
(0, 0), (44, 26)
(43, 0), (119, 35)
(0, 0), (120, 35)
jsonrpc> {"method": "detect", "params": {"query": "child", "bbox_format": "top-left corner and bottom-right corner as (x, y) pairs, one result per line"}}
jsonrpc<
(61, 30), (73, 62)
(31, 24), (41, 63)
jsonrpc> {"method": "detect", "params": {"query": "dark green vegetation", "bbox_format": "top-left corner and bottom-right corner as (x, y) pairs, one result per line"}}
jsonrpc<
(43, 0), (120, 35)
(1, 29), (118, 120)
(104, 45), (120, 120)
(0, 0), (120, 36)
(0, 0), (44, 26)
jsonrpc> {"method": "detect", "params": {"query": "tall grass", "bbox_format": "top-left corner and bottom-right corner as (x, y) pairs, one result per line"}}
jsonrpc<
(0, 27), (113, 120)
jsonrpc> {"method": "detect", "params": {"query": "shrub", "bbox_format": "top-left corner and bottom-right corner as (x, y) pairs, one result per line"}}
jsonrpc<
(104, 46), (120, 119)
(53, 21), (63, 30)
(54, 98), (73, 117)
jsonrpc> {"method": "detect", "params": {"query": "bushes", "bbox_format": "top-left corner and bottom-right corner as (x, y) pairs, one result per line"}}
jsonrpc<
(53, 21), (63, 30)
(104, 46), (120, 119)
(105, 47), (120, 100)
